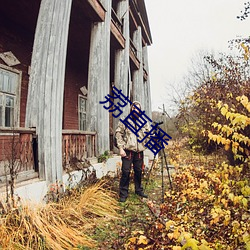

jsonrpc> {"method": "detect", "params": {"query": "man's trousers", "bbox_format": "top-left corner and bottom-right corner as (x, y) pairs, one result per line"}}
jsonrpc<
(119, 150), (144, 198)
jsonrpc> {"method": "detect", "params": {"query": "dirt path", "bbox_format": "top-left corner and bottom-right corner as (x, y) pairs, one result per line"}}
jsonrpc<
(88, 166), (172, 250)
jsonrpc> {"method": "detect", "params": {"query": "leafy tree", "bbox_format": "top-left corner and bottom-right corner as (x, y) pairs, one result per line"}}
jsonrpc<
(208, 95), (250, 167)
(176, 45), (250, 156)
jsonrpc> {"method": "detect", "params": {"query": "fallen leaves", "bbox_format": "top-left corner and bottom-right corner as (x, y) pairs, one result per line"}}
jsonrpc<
(125, 157), (250, 249)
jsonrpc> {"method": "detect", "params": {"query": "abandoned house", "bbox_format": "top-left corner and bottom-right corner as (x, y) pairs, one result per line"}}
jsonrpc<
(0, 0), (152, 195)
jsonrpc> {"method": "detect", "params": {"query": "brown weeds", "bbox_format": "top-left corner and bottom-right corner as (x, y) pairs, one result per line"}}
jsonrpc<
(0, 180), (121, 249)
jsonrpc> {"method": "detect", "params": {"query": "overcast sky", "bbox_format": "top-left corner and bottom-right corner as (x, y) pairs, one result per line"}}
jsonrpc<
(145, 0), (250, 112)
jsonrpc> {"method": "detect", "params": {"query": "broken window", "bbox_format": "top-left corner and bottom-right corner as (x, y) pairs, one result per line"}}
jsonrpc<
(0, 66), (20, 128)
(78, 95), (87, 131)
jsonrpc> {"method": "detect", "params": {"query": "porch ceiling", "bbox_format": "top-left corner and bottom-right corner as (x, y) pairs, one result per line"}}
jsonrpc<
(0, 0), (93, 74)
(0, 0), (41, 33)
(67, 0), (92, 72)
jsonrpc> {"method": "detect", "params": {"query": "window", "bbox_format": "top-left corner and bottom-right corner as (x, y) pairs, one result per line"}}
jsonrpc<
(0, 66), (20, 127)
(78, 95), (87, 131)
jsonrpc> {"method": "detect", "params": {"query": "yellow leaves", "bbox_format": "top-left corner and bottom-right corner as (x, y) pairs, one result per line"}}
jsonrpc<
(208, 132), (230, 147)
(233, 195), (240, 206)
(137, 235), (148, 245)
(241, 95), (249, 105)
(128, 231), (149, 247)
(242, 198), (248, 209)
(237, 95), (249, 109)
(168, 228), (180, 241)
(221, 125), (233, 137)
(199, 180), (208, 190)
(223, 213), (231, 226)
(232, 133), (250, 147)
(228, 192), (235, 201)
(199, 208), (204, 214)
(220, 198), (228, 208)
(231, 114), (249, 126)
(178, 232), (192, 244)
(215, 135), (222, 144)
(228, 194), (247, 207)
(165, 220), (175, 230)
(181, 195), (187, 203)
(122, 133), (250, 249)
(246, 103), (250, 113)
(132, 230), (144, 235)
(210, 206), (222, 225)
(207, 132), (220, 144)
(232, 220), (241, 233)
(173, 247), (182, 250)
(240, 42), (250, 60)
(208, 95), (250, 161)
(224, 142), (230, 151)
(182, 238), (199, 250)
(220, 106), (228, 116)
(217, 101), (222, 109)
(236, 96), (241, 102)
(183, 188), (192, 195)
(128, 237), (137, 244)
(173, 228), (181, 240)
(160, 159), (249, 249)
(199, 241), (212, 250)
(221, 183), (230, 195)
(210, 206), (232, 226)
(227, 92), (233, 99)
(243, 232), (250, 250)
(237, 180), (248, 188)
(196, 97), (201, 103)
(212, 122), (221, 130)
(241, 185), (250, 197)
(210, 71), (218, 82)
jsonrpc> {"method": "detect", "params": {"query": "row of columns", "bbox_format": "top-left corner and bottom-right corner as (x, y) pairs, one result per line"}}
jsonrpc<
(26, 0), (152, 184)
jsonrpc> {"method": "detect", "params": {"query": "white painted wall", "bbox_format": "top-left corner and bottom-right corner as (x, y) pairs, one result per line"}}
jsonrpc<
(0, 153), (153, 204)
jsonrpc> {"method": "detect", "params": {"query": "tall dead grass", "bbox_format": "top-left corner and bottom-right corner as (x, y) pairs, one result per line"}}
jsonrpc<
(0, 181), (120, 249)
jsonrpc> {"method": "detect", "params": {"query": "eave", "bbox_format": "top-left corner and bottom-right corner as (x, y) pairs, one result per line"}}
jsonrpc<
(76, 0), (106, 22)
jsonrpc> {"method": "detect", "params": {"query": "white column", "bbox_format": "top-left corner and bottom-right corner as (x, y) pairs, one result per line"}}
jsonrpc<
(87, 0), (111, 155)
(142, 45), (152, 118)
(114, 0), (130, 126)
(132, 26), (144, 109)
(25, 0), (72, 183)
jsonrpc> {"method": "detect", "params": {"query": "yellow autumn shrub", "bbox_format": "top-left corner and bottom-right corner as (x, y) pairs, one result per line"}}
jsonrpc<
(207, 95), (250, 162)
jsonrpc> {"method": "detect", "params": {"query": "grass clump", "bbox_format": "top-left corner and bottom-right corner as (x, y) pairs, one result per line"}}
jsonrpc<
(0, 181), (121, 249)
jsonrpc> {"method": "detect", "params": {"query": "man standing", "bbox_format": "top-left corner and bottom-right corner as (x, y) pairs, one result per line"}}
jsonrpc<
(115, 101), (150, 202)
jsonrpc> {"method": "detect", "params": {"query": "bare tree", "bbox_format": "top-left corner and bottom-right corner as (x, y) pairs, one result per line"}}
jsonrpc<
(4, 129), (21, 208)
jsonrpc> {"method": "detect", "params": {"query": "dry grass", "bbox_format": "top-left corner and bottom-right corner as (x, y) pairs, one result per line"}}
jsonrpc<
(0, 181), (121, 249)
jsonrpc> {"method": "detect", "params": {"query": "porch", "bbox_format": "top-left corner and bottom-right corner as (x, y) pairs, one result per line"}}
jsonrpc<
(0, 128), (97, 188)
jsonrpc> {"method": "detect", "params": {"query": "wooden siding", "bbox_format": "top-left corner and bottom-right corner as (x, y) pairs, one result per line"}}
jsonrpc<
(0, 13), (34, 127)
(64, 79), (86, 130)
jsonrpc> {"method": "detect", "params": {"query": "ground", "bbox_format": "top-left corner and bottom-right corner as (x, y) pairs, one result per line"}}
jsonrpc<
(82, 142), (250, 250)
(85, 161), (171, 250)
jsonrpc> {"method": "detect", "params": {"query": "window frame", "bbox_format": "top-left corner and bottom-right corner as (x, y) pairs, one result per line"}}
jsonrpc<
(0, 64), (22, 129)
(78, 95), (87, 131)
